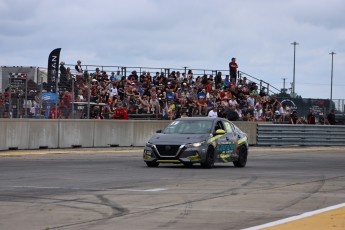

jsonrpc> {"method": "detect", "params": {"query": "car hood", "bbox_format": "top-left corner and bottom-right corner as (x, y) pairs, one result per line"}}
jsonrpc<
(148, 133), (211, 145)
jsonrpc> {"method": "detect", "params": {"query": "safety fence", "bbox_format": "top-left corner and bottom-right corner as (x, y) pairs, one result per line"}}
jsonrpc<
(257, 123), (345, 146)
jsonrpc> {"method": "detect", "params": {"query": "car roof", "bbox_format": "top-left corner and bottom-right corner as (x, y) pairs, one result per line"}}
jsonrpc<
(175, 117), (228, 122)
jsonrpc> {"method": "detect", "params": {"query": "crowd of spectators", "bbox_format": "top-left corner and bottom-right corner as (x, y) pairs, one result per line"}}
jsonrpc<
(0, 59), (338, 125)
(55, 59), (296, 122)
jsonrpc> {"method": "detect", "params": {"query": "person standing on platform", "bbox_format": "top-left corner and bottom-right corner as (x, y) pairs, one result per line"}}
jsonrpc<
(229, 57), (238, 83)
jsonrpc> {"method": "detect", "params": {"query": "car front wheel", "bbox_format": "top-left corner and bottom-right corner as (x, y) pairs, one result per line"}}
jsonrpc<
(146, 161), (160, 167)
(183, 162), (194, 167)
(200, 146), (215, 169)
(233, 146), (247, 168)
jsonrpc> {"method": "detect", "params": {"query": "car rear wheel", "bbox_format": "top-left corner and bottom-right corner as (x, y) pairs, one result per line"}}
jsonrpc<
(233, 146), (247, 168)
(146, 161), (160, 167)
(200, 146), (215, 168)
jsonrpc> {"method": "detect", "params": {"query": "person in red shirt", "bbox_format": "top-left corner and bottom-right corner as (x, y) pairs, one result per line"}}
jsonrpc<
(113, 103), (128, 120)
(307, 109), (316, 124)
(205, 79), (212, 93)
(229, 57), (238, 83)
(48, 104), (61, 119)
(62, 91), (72, 118)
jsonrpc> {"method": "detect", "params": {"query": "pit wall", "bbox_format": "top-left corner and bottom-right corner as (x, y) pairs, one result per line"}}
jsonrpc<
(0, 120), (257, 150)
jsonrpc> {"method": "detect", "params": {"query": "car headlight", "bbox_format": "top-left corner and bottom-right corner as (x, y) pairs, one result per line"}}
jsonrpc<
(185, 141), (205, 148)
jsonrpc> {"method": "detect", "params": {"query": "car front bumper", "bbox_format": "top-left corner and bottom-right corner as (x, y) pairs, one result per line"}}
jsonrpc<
(143, 144), (208, 164)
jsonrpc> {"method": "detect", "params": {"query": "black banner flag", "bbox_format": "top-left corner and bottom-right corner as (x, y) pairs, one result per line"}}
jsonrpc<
(47, 48), (61, 85)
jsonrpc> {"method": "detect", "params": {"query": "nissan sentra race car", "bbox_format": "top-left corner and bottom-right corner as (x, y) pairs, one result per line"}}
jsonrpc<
(143, 117), (248, 168)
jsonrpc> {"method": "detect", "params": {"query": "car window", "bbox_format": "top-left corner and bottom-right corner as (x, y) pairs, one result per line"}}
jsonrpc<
(214, 121), (225, 132)
(223, 121), (235, 135)
(164, 120), (213, 134)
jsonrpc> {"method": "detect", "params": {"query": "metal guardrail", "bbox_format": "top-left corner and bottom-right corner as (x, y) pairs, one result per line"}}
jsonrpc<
(257, 124), (345, 146)
(238, 71), (280, 95)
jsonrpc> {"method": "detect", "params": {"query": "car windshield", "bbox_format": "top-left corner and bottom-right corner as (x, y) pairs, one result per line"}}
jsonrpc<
(163, 120), (213, 134)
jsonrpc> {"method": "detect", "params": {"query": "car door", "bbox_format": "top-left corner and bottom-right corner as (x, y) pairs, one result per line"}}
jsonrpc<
(215, 120), (237, 162)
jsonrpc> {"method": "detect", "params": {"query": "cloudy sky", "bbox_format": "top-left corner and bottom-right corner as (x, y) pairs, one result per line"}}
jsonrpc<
(1, 0), (344, 99)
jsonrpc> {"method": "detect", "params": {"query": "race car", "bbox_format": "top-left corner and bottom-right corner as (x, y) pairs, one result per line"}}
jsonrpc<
(143, 117), (248, 168)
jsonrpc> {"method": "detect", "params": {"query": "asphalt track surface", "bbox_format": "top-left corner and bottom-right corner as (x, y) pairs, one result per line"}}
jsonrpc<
(0, 147), (344, 230)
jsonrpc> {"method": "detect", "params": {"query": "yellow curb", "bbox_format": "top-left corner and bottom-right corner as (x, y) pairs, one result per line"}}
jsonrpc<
(243, 203), (345, 230)
(263, 206), (345, 230)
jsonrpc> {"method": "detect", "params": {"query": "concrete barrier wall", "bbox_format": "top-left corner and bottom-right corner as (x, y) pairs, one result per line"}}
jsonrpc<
(93, 120), (170, 147)
(0, 121), (6, 149)
(28, 120), (59, 149)
(59, 120), (95, 148)
(0, 119), (257, 150)
(3, 120), (29, 149)
(132, 120), (170, 146)
(94, 120), (134, 147)
(233, 121), (257, 146)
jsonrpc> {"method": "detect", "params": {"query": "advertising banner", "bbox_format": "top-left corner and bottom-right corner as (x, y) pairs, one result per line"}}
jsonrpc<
(47, 48), (61, 84)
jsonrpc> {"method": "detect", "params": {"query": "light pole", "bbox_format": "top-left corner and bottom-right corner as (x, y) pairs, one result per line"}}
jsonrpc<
(330, 51), (336, 112)
(282, 78), (287, 92)
(291, 41), (299, 98)
(183, 66), (188, 77)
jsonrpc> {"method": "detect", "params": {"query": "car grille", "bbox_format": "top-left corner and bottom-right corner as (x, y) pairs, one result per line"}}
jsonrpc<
(155, 145), (181, 157)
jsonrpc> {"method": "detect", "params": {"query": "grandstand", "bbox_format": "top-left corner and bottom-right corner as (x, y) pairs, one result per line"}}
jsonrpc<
(0, 64), (343, 123)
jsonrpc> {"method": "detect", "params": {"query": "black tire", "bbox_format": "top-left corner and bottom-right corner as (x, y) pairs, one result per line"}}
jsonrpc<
(233, 146), (248, 168)
(183, 162), (194, 167)
(200, 146), (215, 168)
(146, 161), (160, 167)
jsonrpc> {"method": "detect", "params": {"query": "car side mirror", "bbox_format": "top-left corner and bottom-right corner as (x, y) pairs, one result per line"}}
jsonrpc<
(156, 129), (162, 133)
(214, 129), (225, 135)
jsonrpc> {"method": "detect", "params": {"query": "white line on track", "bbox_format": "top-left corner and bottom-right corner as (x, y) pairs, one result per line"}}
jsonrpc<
(3, 186), (167, 192)
(242, 202), (345, 230)
(117, 188), (167, 192)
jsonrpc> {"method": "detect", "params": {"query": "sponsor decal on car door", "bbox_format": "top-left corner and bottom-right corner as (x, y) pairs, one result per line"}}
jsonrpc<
(214, 121), (234, 162)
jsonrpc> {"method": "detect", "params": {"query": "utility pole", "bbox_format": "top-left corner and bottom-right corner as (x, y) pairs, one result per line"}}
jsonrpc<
(282, 78), (287, 90)
(329, 51), (336, 112)
(183, 66), (188, 77)
(291, 41), (299, 98)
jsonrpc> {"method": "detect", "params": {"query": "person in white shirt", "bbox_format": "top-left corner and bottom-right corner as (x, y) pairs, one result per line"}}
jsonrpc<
(274, 103), (285, 122)
(75, 60), (83, 77)
(246, 93), (255, 108)
(30, 104), (36, 116)
(254, 104), (263, 121)
(77, 89), (85, 102)
(110, 84), (118, 96)
(208, 106), (218, 118)
(228, 95), (238, 107)
(277, 103), (287, 122)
